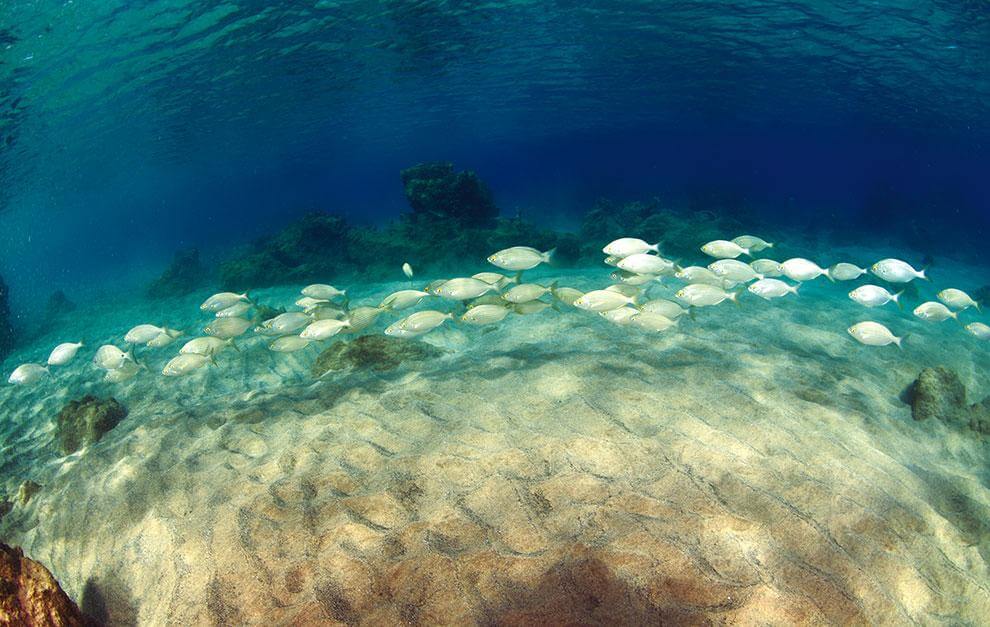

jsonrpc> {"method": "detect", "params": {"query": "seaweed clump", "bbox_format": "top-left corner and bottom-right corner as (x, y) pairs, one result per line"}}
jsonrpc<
(147, 248), (206, 299)
(906, 366), (989, 435)
(217, 162), (580, 289)
(219, 214), (354, 290)
(56, 395), (128, 454)
(312, 335), (443, 377)
(401, 162), (498, 228)
(578, 197), (742, 261)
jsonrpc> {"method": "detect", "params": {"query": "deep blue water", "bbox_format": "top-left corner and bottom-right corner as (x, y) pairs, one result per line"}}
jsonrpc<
(0, 0), (987, 309)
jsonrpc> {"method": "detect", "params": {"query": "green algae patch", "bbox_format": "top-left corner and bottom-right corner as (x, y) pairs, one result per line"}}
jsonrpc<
(312, 335), (443, 377)
(56, 395), (128, 454)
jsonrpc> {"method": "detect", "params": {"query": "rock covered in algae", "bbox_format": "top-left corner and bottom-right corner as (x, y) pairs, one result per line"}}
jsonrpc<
(400, 161), (498, 228)
(17, 480), (42, 506)
(312, 335), (443, 376)
(146, 247), (206, 299)
(907, 366), (990, 434)
(56, 396), (128, 454)
(0, 542), (87, 626)
(909, 366), (968, 423)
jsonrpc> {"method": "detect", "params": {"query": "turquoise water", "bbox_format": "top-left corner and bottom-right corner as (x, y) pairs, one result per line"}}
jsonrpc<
(0, 1), (989, 624)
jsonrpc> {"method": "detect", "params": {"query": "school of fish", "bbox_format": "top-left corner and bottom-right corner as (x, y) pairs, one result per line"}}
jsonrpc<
(6, 234), (986, 386)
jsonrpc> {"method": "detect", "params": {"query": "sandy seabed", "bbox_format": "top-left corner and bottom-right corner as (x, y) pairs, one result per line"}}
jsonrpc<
(1, 259), (988, 625)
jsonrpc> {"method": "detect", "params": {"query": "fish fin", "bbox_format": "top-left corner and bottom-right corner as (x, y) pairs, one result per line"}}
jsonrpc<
(976, 301), (983, 313)
(729, 291), (742, 306)
(550, 300), (563, 313)
(893, 291), (903, 310)
(823, 269), (834, 283)
(242, 292), (255, 305)
(790, 283), (800, 295)
(650, 242), (660, 253)
(894, 334), (908, 349)
(767, 242), (775, 248)
(741, 247), (753, 258)
(209, 355), (219, 367)
(542, 247), (556, 264)
(918, 268), (929, 281)
(512, 271), (523, 285)
(229, 339), (240, 352)
(688, 307), (696, 321)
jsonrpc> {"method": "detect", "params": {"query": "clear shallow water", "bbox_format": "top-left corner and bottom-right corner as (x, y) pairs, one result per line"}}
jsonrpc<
(0, 0), (989, 623)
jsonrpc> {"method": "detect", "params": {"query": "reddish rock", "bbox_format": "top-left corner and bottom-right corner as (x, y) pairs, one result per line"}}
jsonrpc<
(0, 543), (86, 626)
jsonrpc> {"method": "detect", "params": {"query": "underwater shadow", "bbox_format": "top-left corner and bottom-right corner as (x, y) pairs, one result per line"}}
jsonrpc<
(80, 575), (140, 626)
(485, 550), (704, 625)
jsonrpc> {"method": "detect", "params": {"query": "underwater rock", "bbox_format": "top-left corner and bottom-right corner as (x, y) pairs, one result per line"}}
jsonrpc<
(400, 162), (498, 228)
(17, 480), (41, 506)
(44, 290), (76, 321)
(147, 248), (206, 299)
(578, 198), (741, 261)
(312, 335), (443, 377)
(908, 366), (967, 423)
(0, 543), (87, 626)
(219, 213), (353, 290)
(907, 367), (990, 434)
(0, 273), (15, 364)
(56, 396), (128, 455)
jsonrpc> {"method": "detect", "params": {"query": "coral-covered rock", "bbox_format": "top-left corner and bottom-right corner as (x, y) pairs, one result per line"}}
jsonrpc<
(147, 248), (206, 299)
(56, 396), (128, 454)
(0, 543), (86, 626)
(401, 162), (498, 228)
(312, 335), (443, 377)
(0, 273), (14, 364)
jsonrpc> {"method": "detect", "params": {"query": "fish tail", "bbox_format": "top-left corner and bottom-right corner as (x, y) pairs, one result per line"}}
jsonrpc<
(729, 290), (742, 306)
(790, 283), (800, 295)
(229, 339), (240, 352)
(209, 355), (219, 367)
(542, 247), (556, 264)
(512, 271), (523, 285)
(548, 280), (559, 293)
(243, 292), (255, 304)
(895, 333), (908, 349)
(918, 268), (929, 281)
(893, 291), (903, 310)
(650, 242), (661, 253)
(976, 301), (983, 313)
(741, 247), (752, 258)
(823, 268), (834, 283)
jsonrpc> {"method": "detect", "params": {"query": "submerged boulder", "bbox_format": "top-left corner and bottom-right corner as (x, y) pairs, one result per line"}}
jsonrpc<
(0, 273), (14, 364)
(147, 248), (206, 299)
(56, 395), (128, 454)
(0, 543), (87, 626)
(219, 213), (353, 290)
(312, 335), (443, 377)
(401, 162), (498, 228)
(906, 366), (989, 434)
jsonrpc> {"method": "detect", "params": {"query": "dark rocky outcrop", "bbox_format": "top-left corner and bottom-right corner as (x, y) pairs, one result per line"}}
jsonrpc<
(401, 162), (498, 228)
(578, 197), (743, 261)
(312, 335), (444, 377)
(147, 248), (206, 299)
(219, 214), (354, 290)
(905, 366), (990, 435)
(0, 543), (87, 626)
(0, 273), (14, 364)
(56, 395), (128, 454)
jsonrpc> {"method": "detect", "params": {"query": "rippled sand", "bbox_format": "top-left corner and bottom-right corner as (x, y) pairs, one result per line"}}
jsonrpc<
(1, 259), (988, 624)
